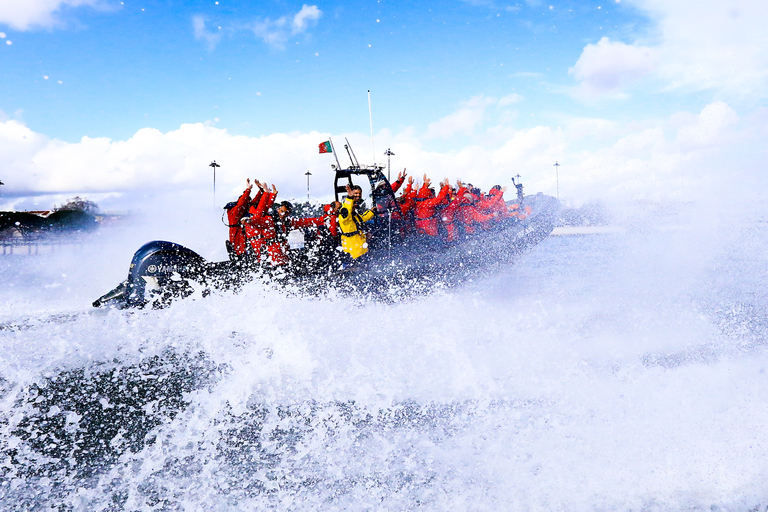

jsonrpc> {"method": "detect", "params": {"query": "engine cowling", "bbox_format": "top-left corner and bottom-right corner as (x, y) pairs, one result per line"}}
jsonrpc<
(93, 241), (208, 308)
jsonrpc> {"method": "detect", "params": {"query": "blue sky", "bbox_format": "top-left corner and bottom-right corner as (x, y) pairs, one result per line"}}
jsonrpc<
(1, 0), (653, 141)
(0, 0), (766, 209)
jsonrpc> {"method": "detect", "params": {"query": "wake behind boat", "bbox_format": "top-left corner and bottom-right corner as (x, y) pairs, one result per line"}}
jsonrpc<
(93, 154), (560, 309)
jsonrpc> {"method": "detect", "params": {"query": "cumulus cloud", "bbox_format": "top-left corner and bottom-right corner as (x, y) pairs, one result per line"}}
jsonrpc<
(569, 37), (658, 98)
(292, 5), (321, 33)
(1, 101), (763, 212)
(632, 0), (768, 96)
(0, 0), (101, 30)
(425, 96), (496, 139)
(0, 124), (346, 207)
(673, 101), (738, 150)
(425, 95), (525, 140)
(193, 16), (221, 50)
(251, 4), (322, 49)
(572, 0), (768, 99)
(421, 100), (763, 204)
(498, 94), (523, 106)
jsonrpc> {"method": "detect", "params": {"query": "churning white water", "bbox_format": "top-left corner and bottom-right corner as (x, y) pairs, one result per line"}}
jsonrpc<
(1, 203), (767, 510)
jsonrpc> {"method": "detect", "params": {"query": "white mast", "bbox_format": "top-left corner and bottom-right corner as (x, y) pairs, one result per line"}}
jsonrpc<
(368, 90), (375, 164)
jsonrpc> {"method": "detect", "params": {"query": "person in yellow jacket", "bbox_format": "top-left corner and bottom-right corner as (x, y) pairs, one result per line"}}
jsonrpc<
(338, 184), (374, 259)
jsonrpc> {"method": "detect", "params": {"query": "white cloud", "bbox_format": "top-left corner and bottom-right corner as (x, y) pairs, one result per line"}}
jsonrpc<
(425, 95), (525, 140)
(499, 93), (523, 106)
(572, 0), (768, 98)
(415, 100), (764, 204)
(0, 102), (764, 212)
(292, 5), (321, 34)
(1, 124), (328, 196)
(193, 16), (221, 50)
(569, 37), (658, 98)
(673, 101), (738, 150)
(425, 96), (496, 139)
(251, 4), (322, 49)
(0, 0), (101, 30)
(630, 0), (768, 96)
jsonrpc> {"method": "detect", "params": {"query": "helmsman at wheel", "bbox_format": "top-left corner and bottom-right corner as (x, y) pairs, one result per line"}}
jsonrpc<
(338, 184), (374, 259)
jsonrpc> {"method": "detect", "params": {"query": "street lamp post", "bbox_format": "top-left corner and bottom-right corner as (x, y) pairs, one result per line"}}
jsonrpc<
(305, 170), (312, 202)
(553, 161), (560, 202)
(209, 160), (220, 208)
(384, 148), (395, 181)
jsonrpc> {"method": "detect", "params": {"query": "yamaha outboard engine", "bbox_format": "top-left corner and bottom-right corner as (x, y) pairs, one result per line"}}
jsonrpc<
(93, 241), (208, 309)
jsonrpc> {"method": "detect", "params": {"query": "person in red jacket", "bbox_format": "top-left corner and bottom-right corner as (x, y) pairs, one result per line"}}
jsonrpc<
(226, 179), (264, 258)
(390, 169), (407, 193)
(322, 201), (342, 238)
(225, 179), (251, 257)
(394, 175), (417, 238)
(439, 183), (462, 242)
(476, 185), (509, 229)
(477, 186), (508, 216)
(456, 181), (496, 235)
(414, 175), (450, 237)
(242, 181), (277, 261)
(244, 185), (329, 267)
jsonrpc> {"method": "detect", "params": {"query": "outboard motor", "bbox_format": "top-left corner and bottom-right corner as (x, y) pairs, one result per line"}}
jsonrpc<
(93, 241), (208, 309)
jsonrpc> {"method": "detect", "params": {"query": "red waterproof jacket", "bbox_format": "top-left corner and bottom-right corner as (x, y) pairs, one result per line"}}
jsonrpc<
(395, 183), (417, 234)
(457, 188), (495, 234)
(322, 204), (340, 237)
(243, 191), (275, 258)
(414, 184), (449, 237)
(440, 193), (462, 242)
(390, 175), (406, 194)
(246, 199), (328, 266)
(227, 186), (252, 256)
(477, 189), (508, 218)
(475, 189), (508, 229)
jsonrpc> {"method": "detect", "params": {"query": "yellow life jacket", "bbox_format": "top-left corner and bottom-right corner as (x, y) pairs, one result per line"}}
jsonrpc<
(337, 196), (374, 258)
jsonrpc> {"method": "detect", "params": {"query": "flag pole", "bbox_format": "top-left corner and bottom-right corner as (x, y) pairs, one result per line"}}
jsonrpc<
(328, 136), (342, 169)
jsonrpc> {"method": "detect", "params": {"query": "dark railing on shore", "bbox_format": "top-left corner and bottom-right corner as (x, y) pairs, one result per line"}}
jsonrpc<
(1, 210), (130, 255)
(1, 233), (91, 255)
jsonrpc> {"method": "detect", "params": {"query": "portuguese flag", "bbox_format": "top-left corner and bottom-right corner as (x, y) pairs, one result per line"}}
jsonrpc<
(318, 141), (332, 154)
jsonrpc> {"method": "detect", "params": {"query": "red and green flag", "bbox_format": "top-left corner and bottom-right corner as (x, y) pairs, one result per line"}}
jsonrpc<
(318, 141), (332, 154)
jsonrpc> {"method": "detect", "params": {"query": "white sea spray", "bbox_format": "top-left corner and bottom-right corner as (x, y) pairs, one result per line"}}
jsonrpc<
(0, 201), (767, 510)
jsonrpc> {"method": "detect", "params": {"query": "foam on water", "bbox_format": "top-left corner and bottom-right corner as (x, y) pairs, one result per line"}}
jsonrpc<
(1, 204), (767, 510)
